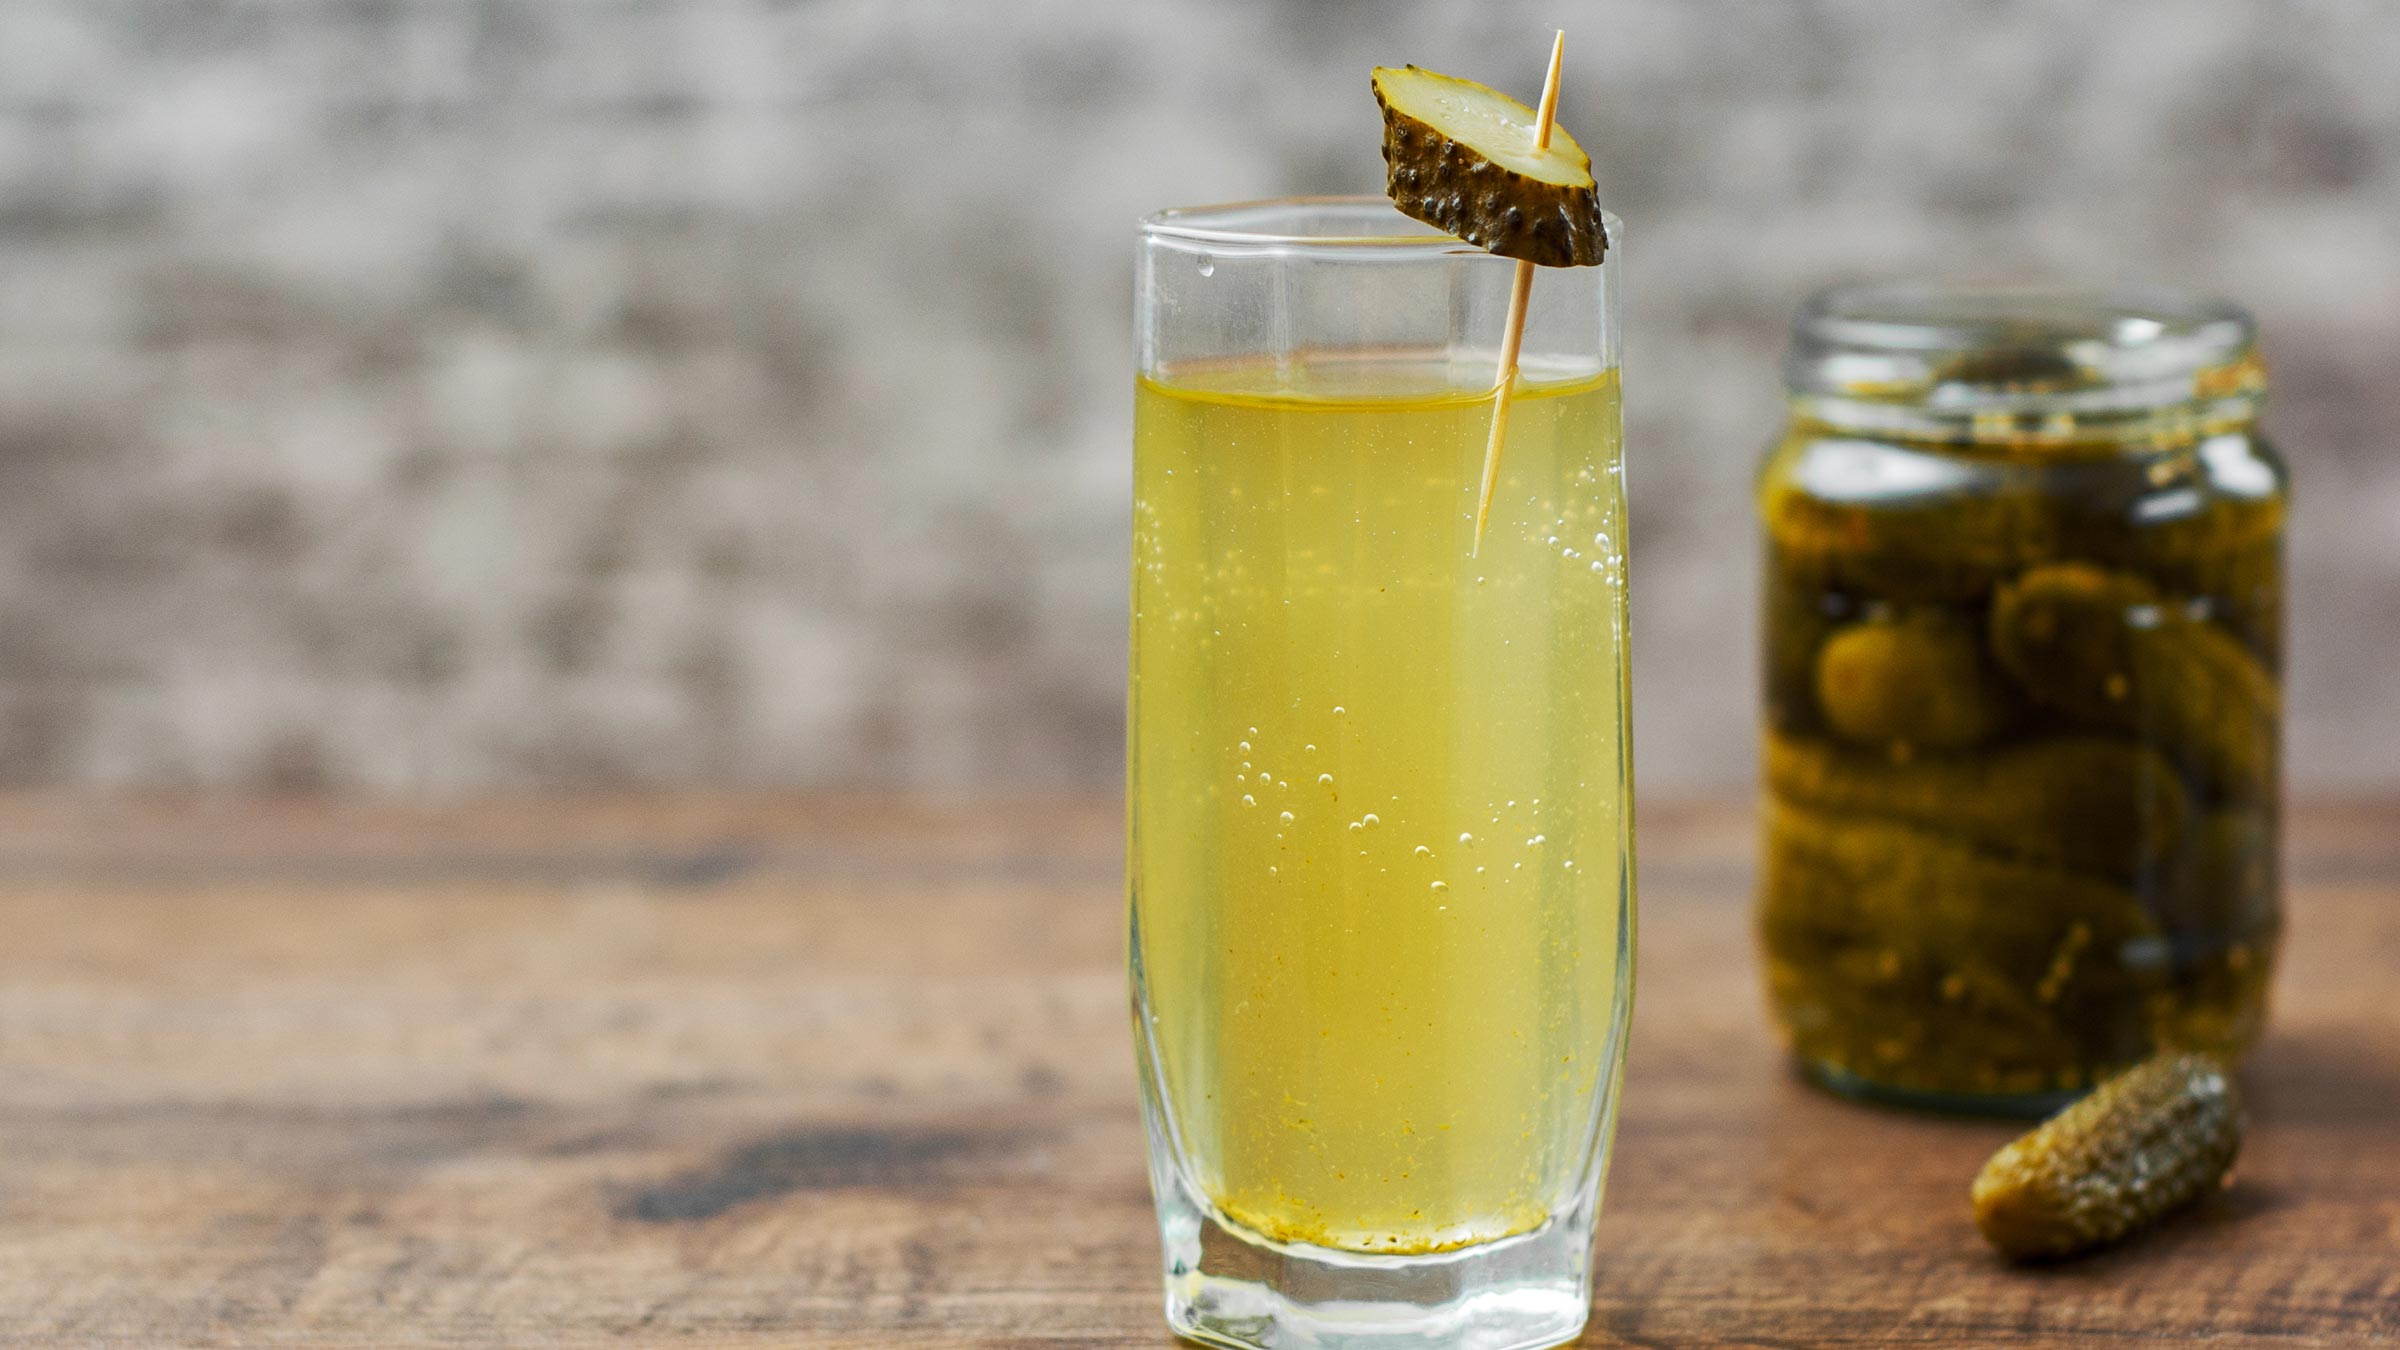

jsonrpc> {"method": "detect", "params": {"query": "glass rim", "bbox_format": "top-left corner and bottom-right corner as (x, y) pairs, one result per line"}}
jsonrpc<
(1141, 195), (1624, 257)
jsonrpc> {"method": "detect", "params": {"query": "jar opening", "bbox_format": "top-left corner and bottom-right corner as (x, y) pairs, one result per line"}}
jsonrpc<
(1783, 281), (2263, 446)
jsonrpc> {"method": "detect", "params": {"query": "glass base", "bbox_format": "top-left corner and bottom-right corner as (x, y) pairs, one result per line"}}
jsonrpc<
(1154, 1169), (1594, 1350)
(1801, 1059), (2079, 1119)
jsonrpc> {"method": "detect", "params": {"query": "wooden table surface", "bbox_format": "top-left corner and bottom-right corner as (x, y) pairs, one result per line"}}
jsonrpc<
(0, 795), (2394, 1348)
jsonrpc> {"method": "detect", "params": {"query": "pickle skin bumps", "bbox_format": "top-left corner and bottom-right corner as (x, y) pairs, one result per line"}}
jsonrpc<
(1372, 65), (1607, 268)
(1973, 1052), (2244, 1261)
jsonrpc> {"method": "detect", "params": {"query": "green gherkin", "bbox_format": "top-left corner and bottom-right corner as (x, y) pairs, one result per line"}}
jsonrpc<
(2093, 490), (2282, 571)
(1813, 612), (2010, 753)
(1972, 1052), (2243, 1261)
(1765, 733), (2189, 884)
(2072, 488), (2284, 665)
(2158, 808), (2279, 955)
(1372, 65), (1608, 267)
(1989, 563), (2280, 805)
(1761, 803), (2164, 1096)
(1763, 559), (1839, 734)
(2147, 534), (2284, 667)
(1763, 472), (2065, 603)
(2151, 809), (2281, 1059)
(1768, 942), (2089, 1096)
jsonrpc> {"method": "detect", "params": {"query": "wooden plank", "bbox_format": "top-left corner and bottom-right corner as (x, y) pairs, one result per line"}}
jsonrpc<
(0, 797), (2391, 1347)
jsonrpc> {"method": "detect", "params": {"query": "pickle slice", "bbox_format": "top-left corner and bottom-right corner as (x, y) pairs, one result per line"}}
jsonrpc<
(1372, 65), (1608, 267)
(1972, 1052), (2243, 1261)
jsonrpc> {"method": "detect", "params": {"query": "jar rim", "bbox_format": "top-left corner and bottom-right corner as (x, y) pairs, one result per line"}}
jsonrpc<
(1783, 280), (2263, 441)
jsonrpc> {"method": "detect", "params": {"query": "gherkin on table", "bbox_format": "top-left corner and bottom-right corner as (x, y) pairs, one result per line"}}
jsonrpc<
(1972, 1052), (2244, 1261)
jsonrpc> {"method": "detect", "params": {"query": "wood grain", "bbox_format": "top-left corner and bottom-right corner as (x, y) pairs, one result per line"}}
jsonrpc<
(0, 795), (2392, 1347)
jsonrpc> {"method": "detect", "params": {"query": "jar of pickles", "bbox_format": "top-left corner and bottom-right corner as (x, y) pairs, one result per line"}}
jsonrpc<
(1757, 282), (2284, 1113)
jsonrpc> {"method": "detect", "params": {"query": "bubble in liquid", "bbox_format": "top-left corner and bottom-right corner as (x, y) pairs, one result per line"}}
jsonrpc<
(1528, 834), (1546, 846)
(1348, 820), (1362, 833)
(1198, 259), (1215, 277)
(1304, 744), (1317, 754)
(1317, 773), (1334, 786)
(1414, 845), (1433, 859)
(1458, 832), (1475, 846)
(1331, 706), (1346, 717)
(1361, 813), (1379, 828)
(1430, 880), (1449, 893)
(1242, 795), (1256, 808)
(1279, 811), (1295, 825)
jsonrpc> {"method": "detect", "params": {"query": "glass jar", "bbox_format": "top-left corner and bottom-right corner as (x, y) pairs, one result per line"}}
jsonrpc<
(1756, 282), (2284, 1114)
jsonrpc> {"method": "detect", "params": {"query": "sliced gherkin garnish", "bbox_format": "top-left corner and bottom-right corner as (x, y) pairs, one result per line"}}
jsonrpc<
(1372, 64), (1607, 268)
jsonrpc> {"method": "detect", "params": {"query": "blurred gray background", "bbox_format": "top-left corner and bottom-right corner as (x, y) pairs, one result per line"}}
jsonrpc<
(0, 0), (2394, 796)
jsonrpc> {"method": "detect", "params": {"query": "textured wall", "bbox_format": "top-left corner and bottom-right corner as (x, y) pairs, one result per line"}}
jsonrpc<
(0, 1), (2395, 794)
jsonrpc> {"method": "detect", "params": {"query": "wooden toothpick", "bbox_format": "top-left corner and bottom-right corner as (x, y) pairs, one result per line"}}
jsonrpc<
(1472, 30), (1566, 556)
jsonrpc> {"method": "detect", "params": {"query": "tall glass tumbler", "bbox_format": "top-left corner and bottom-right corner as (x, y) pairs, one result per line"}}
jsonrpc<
(1129, 198), (1636, 1350)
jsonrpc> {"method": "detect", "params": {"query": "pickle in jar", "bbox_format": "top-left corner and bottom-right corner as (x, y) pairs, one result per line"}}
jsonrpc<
(1761, 802), (2164, 1094)
(1763, 461), (2064, 603)
(1990, 563), (2280, 805)
(1812, 610), (2012, 754)
(1764, 733), (2190, 884)
(1763, 557), (1844, 735)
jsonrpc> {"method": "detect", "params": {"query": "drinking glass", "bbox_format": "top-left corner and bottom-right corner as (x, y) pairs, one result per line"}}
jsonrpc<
(1128, 197), (1635, 1350)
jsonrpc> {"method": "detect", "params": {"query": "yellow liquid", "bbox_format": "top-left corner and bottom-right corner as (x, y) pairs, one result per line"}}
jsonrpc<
(1129, 355), (1632, 1254)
